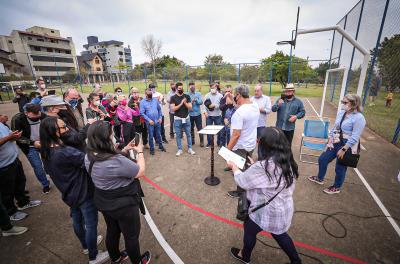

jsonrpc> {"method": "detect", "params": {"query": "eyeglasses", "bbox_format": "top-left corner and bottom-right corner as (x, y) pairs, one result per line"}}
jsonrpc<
(341, 100), (350, 105)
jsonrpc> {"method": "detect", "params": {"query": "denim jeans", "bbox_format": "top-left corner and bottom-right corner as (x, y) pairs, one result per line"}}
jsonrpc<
(27, 147), (49, 188)
(174, 118), (192, 150)
(224, 126), (231, 146)
(190, 114), (203, 144)
(317, 140), (348, 188)
(147, 122), (163, 151)
(206, 116), (222, 146)
(70, 199), (99, 261)
(257, 127), (266, 160)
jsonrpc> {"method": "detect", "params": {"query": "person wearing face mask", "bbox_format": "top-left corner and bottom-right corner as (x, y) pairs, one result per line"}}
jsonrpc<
(188, 82), (204, 147)
(13, 88), (29, 113)
(308, 94), (366, 194)
(170, 82), (195, 156)
(35, 77), (48, 97)
(219, 85), (234, 147)
(103, 94), (122, 141)
(140, 88), (166, 155)
(129, 87), (149, 149)
(204, 83), (224, 148)
(39, 117), (109, 264)
(86, 93), (109, 122)
(149, 84), (168, 144)
(42, 95), (91, 152)
(166, 82), (177, 139)
(116, 97), (139, 148)
(63, 88), (85, 131)
(271, 84), (305, 146)
(12, 103), (51, 193)
(115, 87), (123, 97)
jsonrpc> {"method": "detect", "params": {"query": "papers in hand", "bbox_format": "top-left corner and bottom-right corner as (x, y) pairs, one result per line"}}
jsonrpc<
(198, 125), (224, 135)
(218, 146), (246, 170)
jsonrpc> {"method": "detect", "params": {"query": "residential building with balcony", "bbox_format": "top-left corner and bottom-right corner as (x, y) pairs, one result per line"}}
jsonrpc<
(77, 53), (105, 84)
(82, 36), (132, 82)
(0, 49), (24, 77)
(0, 26), (78, 82)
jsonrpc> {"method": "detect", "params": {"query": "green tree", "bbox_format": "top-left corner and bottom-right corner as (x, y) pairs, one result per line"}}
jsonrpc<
(261, 51), (290, 88)
(240, 65), (259, 83)
(374, 34), (400, 89)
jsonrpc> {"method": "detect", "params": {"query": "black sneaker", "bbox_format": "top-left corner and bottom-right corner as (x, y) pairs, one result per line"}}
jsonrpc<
(150, 151), (155, 155)
(42, 186), (50, 194)
(111, 250), (129, 264)
(140, 251), (151, 264)
(159, 147), (166, 152)
(230, 247), (250, 264)
(227, 191), (240, 198)
(205, 144), (211, 149)
(162, 139), (168, 144)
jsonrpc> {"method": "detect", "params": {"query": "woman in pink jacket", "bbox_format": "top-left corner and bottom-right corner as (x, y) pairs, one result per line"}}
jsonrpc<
(116, 99), (140, 147)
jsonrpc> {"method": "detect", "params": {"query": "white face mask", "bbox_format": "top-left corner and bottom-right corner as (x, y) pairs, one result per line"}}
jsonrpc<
(210, 88), (216, 94)
(93, 100), (100, 106)
(39, 84), (46, 89)
(341, 104), (350, 111)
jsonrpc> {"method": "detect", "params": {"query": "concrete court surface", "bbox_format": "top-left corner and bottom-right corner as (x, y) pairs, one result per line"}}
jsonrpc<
(0, 95), (399, 264)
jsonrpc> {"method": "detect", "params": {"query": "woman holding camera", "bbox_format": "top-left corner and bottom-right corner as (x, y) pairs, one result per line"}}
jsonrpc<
(85, 121), (151, 264)
(227, 127), (301, 264)
(308, 94), (366, 194)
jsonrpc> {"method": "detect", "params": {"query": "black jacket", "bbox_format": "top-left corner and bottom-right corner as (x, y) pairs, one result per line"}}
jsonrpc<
(13, 94), (30, 113)
(60, 124), (89, 152)
(12, 112), (47, 155)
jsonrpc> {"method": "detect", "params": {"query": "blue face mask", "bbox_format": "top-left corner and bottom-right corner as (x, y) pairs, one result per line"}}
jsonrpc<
(69, 99), (78, 109)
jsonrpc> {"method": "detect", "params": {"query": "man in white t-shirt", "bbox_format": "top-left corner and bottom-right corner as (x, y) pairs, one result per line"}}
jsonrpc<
(251, 84), (271, 160)
(227, 84), (259, 198)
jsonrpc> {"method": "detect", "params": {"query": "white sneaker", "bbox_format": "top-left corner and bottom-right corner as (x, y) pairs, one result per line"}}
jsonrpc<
(18, 200), (41, 210)
(88, 250), (109, 264)
(176, 150), (183, 156)
(10, 211), (28, 221)
(2, 226), (28, 237)
(188, 148), (196, 155)
(83, 235), (103, 254)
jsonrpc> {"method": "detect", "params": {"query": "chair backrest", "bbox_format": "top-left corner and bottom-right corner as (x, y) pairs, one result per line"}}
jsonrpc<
(303, 120), (330, 139)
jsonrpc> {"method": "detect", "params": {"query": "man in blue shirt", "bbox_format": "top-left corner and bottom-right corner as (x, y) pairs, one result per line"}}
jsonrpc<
(272, 84), (305, 146)
(140, 88), (166, 155)
(188, 82), (204, 147)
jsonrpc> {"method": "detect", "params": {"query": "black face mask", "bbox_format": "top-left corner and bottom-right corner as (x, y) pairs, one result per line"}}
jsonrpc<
(28, 116), (40, 122)
(99, 94), (103, 100)
(171, 88), (176, 91)
(177, 89), (183, 95)
(146, 94), (153, 99)
(286, 94), (294, 99)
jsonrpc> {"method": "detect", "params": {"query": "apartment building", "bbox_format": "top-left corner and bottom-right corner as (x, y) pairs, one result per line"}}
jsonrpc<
(82, 36), (132, 82)
(0, 26), (78, 82)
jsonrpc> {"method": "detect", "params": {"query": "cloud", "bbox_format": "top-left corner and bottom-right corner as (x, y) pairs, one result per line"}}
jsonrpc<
(0, 0), (359, 66)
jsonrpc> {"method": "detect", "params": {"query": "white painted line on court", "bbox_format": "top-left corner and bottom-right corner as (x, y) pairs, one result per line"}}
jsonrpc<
(305, 98), (366, 151)
(353, 168), (400, 238)
(143, 202), (185, 264)
(306, 98), (400, 238)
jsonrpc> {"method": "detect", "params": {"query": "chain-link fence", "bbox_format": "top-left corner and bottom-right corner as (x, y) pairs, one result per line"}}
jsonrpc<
(328, 0), (399, 145)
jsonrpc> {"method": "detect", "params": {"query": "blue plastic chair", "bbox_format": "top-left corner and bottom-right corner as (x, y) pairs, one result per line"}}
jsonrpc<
(300, 119), (330, 164)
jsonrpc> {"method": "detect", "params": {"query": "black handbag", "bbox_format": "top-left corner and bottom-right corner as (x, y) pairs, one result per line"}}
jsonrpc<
(337, 113), (361, 168)
(236, 187), (284, 222)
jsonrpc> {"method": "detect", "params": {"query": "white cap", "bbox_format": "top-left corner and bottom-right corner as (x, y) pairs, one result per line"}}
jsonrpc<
(41, 95), (66, 107)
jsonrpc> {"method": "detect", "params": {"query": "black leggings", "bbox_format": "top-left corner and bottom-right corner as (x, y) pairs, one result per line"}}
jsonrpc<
(102, 205), (141, 263)
(242, 218), (301, 263)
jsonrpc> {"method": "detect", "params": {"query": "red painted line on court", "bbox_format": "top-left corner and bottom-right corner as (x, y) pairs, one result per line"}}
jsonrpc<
(143, 176), (368, 264)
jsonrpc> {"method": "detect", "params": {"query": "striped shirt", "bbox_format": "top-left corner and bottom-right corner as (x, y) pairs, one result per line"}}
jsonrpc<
(234, 159), (295, 234)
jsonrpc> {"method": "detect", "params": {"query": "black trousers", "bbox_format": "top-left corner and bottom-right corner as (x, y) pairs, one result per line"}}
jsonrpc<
(169, 113), (174, 136)
(161, 116), (167, 141)
(135, 123), (148, 145)
(121, 123), (136, 148)
(242, 218), (301, 263)
(102, 205), (141, 263)
(0, 158), (30, 216)
(283, 130), (295, 146)
(0, 191), (12, 231)
(190, 115), (204, 144)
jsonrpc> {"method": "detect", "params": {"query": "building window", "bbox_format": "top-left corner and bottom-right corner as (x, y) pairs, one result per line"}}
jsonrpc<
(37, 38), (44, 42)
(118, 51), (123, 55)
(95, 59), (100, 64)
(96, 67), (101, 71)
(27, 37), (32, 40)
(51, 30), (55, 33)
(34, 46), (41, 51)
(8, 40), (12, 44)
(31, 55), (74, 63)
(119, 58), (123, 62)
(65, 50), (71, 54)
(47, 48), (53, 52)
(34, 66), (74, 72)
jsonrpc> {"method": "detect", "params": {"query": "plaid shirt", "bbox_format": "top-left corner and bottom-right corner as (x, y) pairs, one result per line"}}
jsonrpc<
(234, 159), (295, 234)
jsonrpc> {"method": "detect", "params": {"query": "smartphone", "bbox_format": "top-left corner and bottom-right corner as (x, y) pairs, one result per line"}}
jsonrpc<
(134, 132), (141, 146)
(48, 90), (56, 95)
(280, 93), (285, 100)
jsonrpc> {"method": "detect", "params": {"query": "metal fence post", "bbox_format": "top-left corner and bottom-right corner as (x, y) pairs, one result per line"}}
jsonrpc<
(269, 62), (273, 96)
(144, 67), (147, 88)
(163, 67), (166, 94)
(288, 30), (294, 83)
(185, 65), (189, 91)
(75, 56), (83, 93)
(237, 64), (241, 83)
(127, 70), (131, 93)
(362, 0), (390, 107)
(209, 64), (212, 84)
(345, 0), (365, 94)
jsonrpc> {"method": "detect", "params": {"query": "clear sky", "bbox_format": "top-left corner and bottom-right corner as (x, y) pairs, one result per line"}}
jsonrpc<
(0, 0), (359, 66)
